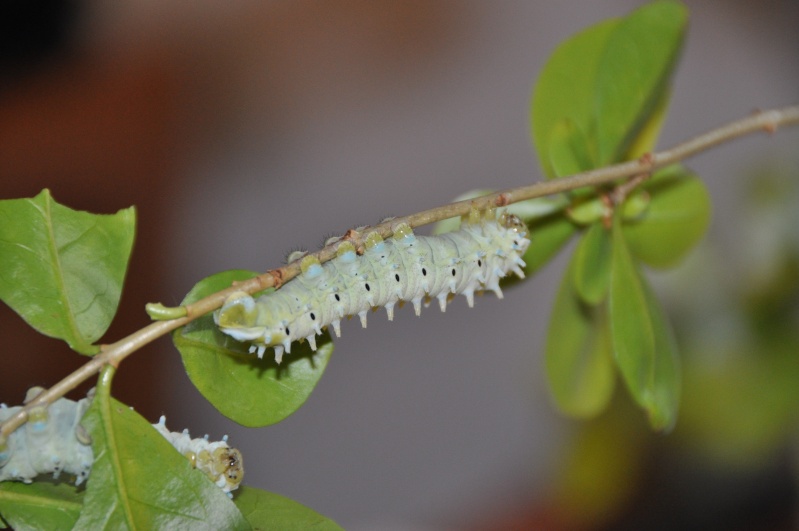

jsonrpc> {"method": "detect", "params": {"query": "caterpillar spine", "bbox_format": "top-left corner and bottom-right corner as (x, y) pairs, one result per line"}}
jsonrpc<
(216, 210), (530, 363)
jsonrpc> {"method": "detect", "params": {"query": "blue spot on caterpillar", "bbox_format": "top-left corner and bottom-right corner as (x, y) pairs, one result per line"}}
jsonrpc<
(0, 388), (243, 495)
(215, 210), (530, 363)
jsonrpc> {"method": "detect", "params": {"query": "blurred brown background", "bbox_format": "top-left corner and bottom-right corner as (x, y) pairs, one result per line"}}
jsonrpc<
(1, 1), (797, 529)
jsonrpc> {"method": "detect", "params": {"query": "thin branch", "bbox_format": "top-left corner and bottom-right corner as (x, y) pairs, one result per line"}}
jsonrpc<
(1, 104), (797, 440)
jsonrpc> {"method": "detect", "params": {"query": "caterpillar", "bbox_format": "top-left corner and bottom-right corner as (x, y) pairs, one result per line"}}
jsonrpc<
(0, 388), (243, 495)
(215, 209), (530, 363)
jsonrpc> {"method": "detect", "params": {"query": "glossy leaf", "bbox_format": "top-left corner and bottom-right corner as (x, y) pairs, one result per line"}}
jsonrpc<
(595, 1), (687, 164)
(624, 166), (711, 268)
(546, 254), (615, 418)
(609, 220), (680, 431)
(573, 222), (613, 305)
(0, 189), (135, 354)
(532, 19), (618, 178)
(75, 367), (249, 530)
(0, 482), (83, 531)
(234, 487), (344, 531)
(174, 270), (333, 427)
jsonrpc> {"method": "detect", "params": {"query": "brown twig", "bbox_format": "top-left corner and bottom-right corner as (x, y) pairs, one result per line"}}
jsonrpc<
(1, 104), (797, 440)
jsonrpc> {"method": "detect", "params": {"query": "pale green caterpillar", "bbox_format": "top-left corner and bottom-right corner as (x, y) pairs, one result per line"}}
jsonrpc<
(0, 388), (243, 495)
(216, 210), (530, 363)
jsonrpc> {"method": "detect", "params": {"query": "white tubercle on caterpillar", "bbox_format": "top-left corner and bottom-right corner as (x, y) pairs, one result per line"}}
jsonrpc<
(215, 209), (530, 364)
(0, 388), (243, 495)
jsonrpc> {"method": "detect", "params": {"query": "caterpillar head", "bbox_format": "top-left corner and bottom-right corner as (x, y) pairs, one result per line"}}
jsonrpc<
(216, 291), (287, 349)
(216, 291), (266, 341)
(500, 213), (530, 252)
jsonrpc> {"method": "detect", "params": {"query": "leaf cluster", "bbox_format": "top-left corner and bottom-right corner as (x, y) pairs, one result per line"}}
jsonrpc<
(522, 1), (708, 430)
(0, 191), (340, 529)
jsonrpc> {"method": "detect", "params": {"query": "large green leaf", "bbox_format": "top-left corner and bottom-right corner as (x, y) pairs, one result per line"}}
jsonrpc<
(545, 254), (615, 418)
(75, 367), (249, 530)
(174, 270), (333, 427)
(0, 481), (83, 531)
(0, 189), (135, 354)
(572, 222), (612, 305)
(595, 1), (687, 164)
(624, 166), (711, 268)
(609, 220), (680, 431)
(234, 487), (344, 531)
(532, 19), (618, 178)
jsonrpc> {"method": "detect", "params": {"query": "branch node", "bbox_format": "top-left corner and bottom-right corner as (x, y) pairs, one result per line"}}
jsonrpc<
(268, 269), (284, 289)
(495, 193), (511, 207)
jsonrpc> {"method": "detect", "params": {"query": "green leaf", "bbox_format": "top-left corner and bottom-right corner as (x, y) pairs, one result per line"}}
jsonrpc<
(75, 367), (250, 530)
(573, 222), (612, 305)
(624, 166), (711, 268)
(508, 195), (570, 220)
(566, 194), (609, 226)
(520, 211), (577, 276)
(174, 270), (333, 427)
(623, 88), (671, 161)
(0, 481), (83, 531)
(595, 1), (687, 164)
(234, 487), (344, 531)
(0, 189), (135, 354)
(545, 253), (615, 418)
(547, 119), (594, 177)
(532, 18), (619, 178)
(609, 220), (680, 431)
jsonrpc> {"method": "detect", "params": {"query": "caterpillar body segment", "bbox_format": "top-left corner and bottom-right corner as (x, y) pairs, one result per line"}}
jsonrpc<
(215, 211), (530, 364)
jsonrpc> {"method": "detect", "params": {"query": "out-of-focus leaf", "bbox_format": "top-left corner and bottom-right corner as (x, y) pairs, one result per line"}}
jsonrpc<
(573, 222), (613, 305)
(548, 119), (595, 178)
(234, 486), (344, 531)
(551, 409), (645, 529)
(532, 19), (618, 178)
(567, 195), (608, 226)
(624, 166), (711, 268)
(520, 212), (578, 276)
(0, 189), (135, 354)
(623, 89), (671, 161)
(0, 481), (83, 531)
(433, 191), (569, 236)
(509, 195), (571, 220)
(595, 1), (687, 164)
(174, 270), (333, 427)
(75, 367), (250, 530)
(609, 220), (680, 431)
(432, 189), (494, 235)
(678, 343), (799, 468)
(546, 255), (615, 418)
(621, 189), (650, 220)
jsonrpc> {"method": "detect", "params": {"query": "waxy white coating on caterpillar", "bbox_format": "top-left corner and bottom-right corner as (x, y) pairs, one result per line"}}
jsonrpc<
(0, 388), (243, 495)
(215, 211), (530, 364)
(0, 388), (93, 486)
(152, 416), (243, 494)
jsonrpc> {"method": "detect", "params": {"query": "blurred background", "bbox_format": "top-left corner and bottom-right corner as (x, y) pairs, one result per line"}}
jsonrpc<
(0, 1), (797, 529)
